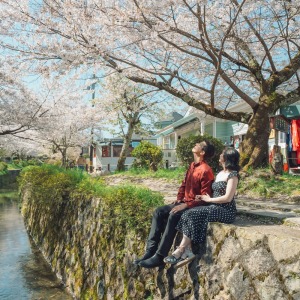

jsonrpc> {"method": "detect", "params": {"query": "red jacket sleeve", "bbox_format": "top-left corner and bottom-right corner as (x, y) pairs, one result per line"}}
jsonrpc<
(200, 170), (214, 196)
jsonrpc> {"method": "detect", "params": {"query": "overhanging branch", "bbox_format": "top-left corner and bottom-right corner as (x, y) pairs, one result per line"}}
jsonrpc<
(127, 75), (252, 123)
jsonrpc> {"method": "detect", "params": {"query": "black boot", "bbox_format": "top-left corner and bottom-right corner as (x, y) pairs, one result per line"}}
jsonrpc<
(133, 251), (155, 265)
(139, 254), (165, 268)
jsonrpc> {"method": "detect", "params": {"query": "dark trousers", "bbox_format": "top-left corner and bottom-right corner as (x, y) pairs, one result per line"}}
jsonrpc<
(146, 203), (188, 257)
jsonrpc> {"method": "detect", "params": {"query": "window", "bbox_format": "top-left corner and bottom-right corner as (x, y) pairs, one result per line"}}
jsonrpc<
(163, 134), (176, 149)
(82, 147), (89, 154)
(102, 146), (111, 157)
(279, 132), (286, 144)
(113, 145), (122, 157)
(131, 141), (140, 148)
(163, 136), (170, 149)
(170, 134), (176, 149)
(112, 145), (134, 157)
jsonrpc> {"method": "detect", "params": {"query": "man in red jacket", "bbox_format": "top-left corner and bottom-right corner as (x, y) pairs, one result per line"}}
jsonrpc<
(134, 140), (215, 268)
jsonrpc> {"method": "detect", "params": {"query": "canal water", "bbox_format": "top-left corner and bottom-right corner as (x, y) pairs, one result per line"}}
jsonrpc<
(0, 189), (73, 300)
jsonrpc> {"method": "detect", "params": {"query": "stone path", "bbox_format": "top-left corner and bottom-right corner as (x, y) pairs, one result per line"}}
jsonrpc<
(103, 175), (300, 229)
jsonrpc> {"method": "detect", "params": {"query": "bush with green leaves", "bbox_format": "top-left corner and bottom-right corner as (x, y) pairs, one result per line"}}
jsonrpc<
(0, 161), (8, 173)
(19, 164), (86, 204)
(19, 164), (163, 233)
(131, 141), (163, 171)
(176, 134), (225, 173)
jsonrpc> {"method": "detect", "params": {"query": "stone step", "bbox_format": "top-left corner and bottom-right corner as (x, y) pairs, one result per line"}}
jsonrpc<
(236, 205), (300, 228)
(163, 196), (300, 228)
(236, 197), (300, 213)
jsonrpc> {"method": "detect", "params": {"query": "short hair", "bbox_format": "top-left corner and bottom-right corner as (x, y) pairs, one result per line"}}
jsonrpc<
(202, 140), (215, 160)
(223, 147), (240, 172)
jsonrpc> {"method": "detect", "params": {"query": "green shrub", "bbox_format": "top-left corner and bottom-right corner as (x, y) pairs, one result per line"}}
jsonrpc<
(176, 134), (224, 173)
(0, 161), (8, 172)
(10, 159), (30, 168)
(27, 159), (43, 166)
(131, 141), (163, 171)
(19, 164), (164, 232)
(19, 164), (86, 203)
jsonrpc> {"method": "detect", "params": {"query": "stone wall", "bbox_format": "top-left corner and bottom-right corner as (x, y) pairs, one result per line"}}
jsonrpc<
(21, 189), (300, 300)
(198, 223), (300, 300)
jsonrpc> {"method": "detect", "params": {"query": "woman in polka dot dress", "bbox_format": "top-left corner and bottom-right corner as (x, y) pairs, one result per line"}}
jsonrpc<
(164, 147), (240, 265)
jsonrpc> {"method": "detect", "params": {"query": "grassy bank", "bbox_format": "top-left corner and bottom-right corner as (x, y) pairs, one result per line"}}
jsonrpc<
(19, 164), (164, 231)
(115, 166), (186, 181)
(238, 169), (300, 200)
(114, 167), (300, 200)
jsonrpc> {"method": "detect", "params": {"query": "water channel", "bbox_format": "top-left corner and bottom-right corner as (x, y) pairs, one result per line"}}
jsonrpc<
(0, 189), (73, 300)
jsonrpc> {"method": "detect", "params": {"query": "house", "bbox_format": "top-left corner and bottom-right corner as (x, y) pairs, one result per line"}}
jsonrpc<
(91, 112), (184, 172)
(155, 112), (185, 129)
(92, 134), (157, 172)
(154, 104), (249, 167)
(155, 102), (300, 170)
(87, 103), (299, 173)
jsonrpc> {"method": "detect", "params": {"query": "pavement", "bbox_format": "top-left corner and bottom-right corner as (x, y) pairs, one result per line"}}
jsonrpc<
(103, 175), (300, 229)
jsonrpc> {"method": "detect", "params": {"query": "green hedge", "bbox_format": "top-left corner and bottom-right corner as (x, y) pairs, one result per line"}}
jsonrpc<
(0, 161), (8, 174)
(19, 164), (164, 232)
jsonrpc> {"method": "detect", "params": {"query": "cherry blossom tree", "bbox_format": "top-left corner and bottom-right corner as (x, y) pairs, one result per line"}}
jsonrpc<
(0, 133), (44, 159)
(0, 71), (108, 166)
(1, 0), (300, 169)
(30, 77), (108, 166)
(101, 74), (175, 171)
(0, 61), (50, 137)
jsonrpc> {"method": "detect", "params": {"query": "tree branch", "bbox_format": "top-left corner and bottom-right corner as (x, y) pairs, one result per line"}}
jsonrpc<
(127, 75), (252, 123)
(268, 51), (300, 89)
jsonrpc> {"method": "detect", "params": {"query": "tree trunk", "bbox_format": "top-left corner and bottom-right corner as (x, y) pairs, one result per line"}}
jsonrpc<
(239, 101), (271, 171)
(60, 148), (68, 167)
(117, 123), (135, 171)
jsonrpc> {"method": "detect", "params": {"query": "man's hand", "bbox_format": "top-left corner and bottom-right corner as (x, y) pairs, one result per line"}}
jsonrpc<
(198, 193), (211, 202)
(195, 194), (211, 202)
(170, 203), (188, 214)
(195, 195), (201, 201)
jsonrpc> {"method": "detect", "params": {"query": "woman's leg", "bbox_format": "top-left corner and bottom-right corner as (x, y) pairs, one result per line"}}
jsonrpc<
(164, 234), (195, 264)
(172, 234), (192, 257)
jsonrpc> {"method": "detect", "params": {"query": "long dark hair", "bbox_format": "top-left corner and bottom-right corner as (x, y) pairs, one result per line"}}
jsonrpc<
(223, 147), (240, 172)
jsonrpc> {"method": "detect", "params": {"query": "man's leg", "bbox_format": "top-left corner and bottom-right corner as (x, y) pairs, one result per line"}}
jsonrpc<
(133, 204), (174, 265)
(139, 205), (188, 268)
(156, 208), (187, 257)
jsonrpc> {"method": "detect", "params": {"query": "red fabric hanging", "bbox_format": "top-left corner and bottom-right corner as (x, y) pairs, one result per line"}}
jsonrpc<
(291, 120), (300, 164)
(291, 120), (300, 151)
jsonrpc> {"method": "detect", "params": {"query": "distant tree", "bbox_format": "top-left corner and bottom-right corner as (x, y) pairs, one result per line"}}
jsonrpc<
(0, 75), (108, 167)
(102, 74), (176, 171)
(0, 62), (49, 137)
(34, 78), (108, 167)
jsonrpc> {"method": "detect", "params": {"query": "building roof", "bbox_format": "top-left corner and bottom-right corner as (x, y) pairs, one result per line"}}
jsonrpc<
(155, 112), (184, 128)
